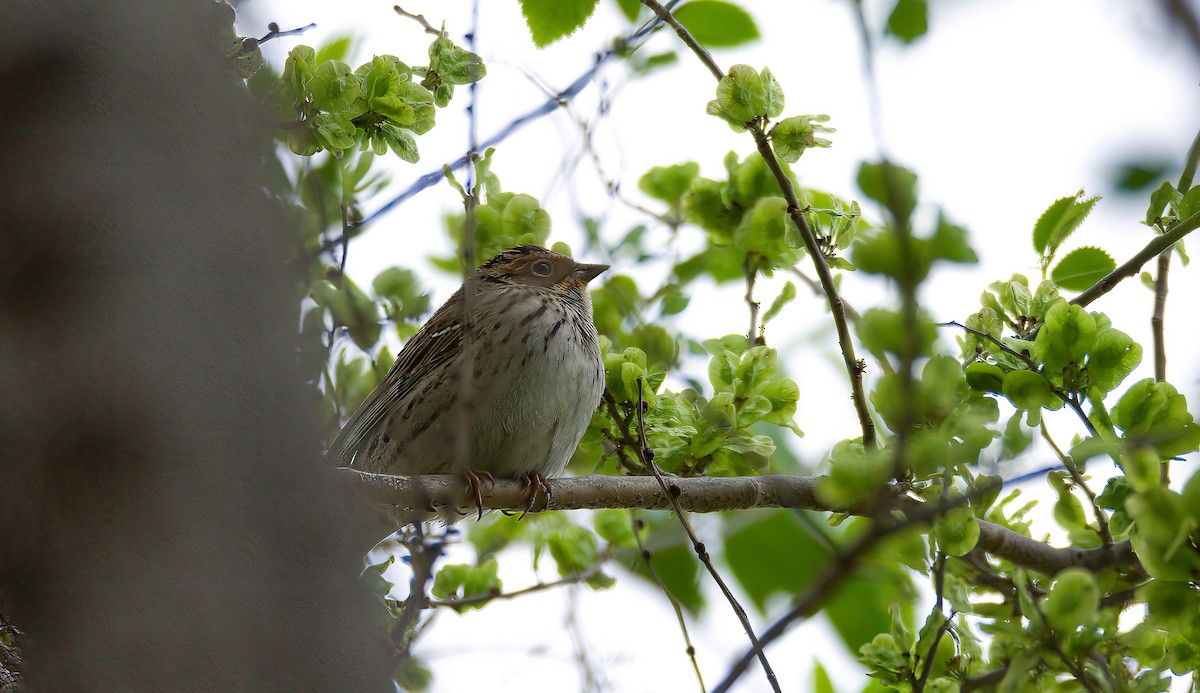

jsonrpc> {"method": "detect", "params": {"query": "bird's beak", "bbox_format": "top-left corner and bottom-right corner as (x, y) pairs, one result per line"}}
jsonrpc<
(573, 262), (609, 284)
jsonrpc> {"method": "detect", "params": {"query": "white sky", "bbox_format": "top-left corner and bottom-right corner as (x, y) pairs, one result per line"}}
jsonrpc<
(238, 0), (1199, 690)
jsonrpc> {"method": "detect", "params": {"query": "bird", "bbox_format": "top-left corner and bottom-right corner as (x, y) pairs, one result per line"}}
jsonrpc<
(329, 245), (608, 518)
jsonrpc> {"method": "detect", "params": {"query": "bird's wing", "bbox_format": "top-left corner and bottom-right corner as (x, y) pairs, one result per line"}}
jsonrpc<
(327, 288), (464, 467)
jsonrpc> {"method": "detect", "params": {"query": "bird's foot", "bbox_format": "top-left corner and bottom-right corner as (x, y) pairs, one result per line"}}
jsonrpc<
(460, 468), (495, 520)
(518, 470), (552, 520)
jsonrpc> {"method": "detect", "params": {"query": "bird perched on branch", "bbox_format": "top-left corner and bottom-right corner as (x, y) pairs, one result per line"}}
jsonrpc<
(329, 245), (608, 517)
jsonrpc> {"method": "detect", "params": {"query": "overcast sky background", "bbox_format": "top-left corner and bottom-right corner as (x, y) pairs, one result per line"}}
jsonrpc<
(237, 1), (1199, 690)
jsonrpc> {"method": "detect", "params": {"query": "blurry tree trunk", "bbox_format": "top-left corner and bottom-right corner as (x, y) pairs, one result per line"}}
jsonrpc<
(0, 2), (392, 689)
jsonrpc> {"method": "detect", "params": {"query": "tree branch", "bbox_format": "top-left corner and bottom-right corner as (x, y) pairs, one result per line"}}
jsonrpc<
(632, 379), (780, 693)
(744, 253), (760, 344)
(343, 470), (1140, 576)
(1070, 209), (1200, 308)
(639, 0), (876, 449)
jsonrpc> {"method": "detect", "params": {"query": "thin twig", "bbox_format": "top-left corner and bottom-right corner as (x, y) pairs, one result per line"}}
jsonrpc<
(637, 0), (877, 448)
(1040, 421), (1112, 546)
(336, 151), (352, 276)
(1070, 209), (1200, 308)
(228, 22), (318, 58)
(631, 379), (781, 692)
(451, 0), (483, 483)
(1027, 595), (1100, 693)
(744, 254), (760, 345)
(755, 133), (877, 448)
(1151, 252), (1169, 383)
(393, 525), (439, 658)
(394, 5), (440, 35)
(938, 321), (1100, 439)
(788, 266), (862, 324)
(566, 587), (606, 693)
(348, 10), (670, 231)
(428, 561), (606, 608)
(602, 390), (643, 473)
(632, 511), (707, 692)
(961, 667), (1009, 692)
(1152, 126), (1200, 484)
(914, 553), (951, 692)
(712, 486), (995, 693)
(640, 0), (724, 80)
(451, 162), (481, 479)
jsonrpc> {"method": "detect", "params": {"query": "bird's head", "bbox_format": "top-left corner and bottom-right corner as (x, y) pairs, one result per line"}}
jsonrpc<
(475, 245), (608, 293)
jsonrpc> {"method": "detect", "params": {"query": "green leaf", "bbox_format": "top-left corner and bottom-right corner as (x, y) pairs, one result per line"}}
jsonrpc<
(856, 161), (918, 222)
(310, 59), (360, 112)
(1180, 185), (1200, 218)
(856, 308), (936, 358)
(1050, 246), (1116, 291)
(761, 281), (796, 324)
(500, 193), (552, 240)
(673, 0), (760, 48)
(851, 229), (902, 278)
(770, 114), (834, 163)
(964, 362), (1005, 394)
(312, 113), (356, 151)
(712, 64), (768, 123)
(885, 0), (928, 43)
(859, 633), (905, 671)
(546, 523), (599, 576)
(283, 45), (317, 98)
(933, 503), (980, 556)
(614, 0), (642, 21)
(1122, 447), (1162, 493)
(1000, 411), (1034, 457)
(593, 509), (637, 548)
(1111, 378), (1200, 458)
(1032, 298), (1097, 373)
(1001, 370), (1062, 412)
(832, 569), (912, 658)
(929, 214), (977, 264)
(1145, 181), (1180, 226)
(431, 563), (471, 599)
(812, 661), (835, 693)
(659, 284), (691, 315)
(1031, 190), (1100, 256)
(378, 121), (418, 162)
(1049, 473), (1088, 532)
(428, 34), (486, 85)
(724, 510), (824, 611)
(758, 378), (802, 435)
(759, 67), (784, 118)
(639, 162), (700, 208)
(312, 278), (380, 349)
(1086, 325), (1141, 395)
(1126, 488), (1200, 580)
(518, 0), (600, 47)
(1041, 568), (1100, 632)
(817, 443), (891, 507)
(315, 36), (356, 64)
(372, 267), (430, 321)
(889, 602), (914, 652)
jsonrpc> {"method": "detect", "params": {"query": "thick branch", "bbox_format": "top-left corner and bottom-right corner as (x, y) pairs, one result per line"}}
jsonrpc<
(344, 470), (1139, 576)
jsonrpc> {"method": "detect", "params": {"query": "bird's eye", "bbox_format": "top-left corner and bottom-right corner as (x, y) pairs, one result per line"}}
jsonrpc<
(531, 260), (553, 277)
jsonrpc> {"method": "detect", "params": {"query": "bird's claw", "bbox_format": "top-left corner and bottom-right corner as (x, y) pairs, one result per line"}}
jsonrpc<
(461, 468), (495, 520)
(517, 470), (552, 520)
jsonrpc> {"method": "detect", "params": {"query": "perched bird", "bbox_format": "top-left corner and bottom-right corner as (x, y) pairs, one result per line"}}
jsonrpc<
(329, 245), (608, 515)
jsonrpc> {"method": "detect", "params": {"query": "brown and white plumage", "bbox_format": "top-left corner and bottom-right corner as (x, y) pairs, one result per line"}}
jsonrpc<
(329, 245), (607, 484)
